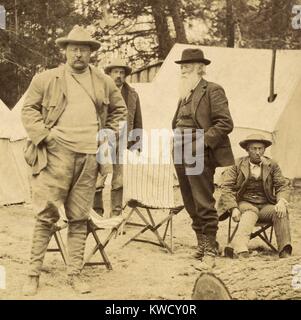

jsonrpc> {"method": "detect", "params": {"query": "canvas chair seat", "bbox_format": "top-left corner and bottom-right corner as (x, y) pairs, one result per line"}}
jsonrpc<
(220, 210), (277, 255)
(122, 151), (184, 253)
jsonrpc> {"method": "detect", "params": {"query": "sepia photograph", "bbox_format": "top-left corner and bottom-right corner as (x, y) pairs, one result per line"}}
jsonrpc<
(1, 0), (301, 304)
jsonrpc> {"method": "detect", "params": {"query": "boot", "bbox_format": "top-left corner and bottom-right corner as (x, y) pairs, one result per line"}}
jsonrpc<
(193, 233), (205, 259)
(202, 235), (218, 269)
(67, 221), (88, 282)
(279, 245), (292, 259)
(28, 220), (54, 277)
(22, 275), (39, 296)
(111, 188), (123, 217)
(68, 274), (91, 294)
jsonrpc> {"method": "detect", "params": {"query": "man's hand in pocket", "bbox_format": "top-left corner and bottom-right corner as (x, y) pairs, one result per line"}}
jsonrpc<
(232, 208), (242, 223)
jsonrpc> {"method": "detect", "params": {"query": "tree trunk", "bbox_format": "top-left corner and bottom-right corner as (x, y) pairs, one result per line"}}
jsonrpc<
(150, 0), (174, 59)
(193, 256), (301, 300)
(225, 0), (235, 47)
(14, 0), (20, 100)
(45, 0), (49, 67)
(167, 0), (188, 43)
(270, 0), (294, 49)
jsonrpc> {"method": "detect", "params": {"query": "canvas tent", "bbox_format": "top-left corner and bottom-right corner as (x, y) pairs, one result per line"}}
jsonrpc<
(132, 43), (301, 180)
(0, 98), (30, 206)
(10, 92), (28, 141)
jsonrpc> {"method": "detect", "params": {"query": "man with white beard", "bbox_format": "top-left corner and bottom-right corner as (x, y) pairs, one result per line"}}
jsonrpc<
(172, 48), (235, 267)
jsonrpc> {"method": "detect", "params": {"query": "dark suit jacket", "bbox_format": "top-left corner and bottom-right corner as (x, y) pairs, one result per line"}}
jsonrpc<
(172, 78), (234, 167)
(121, 82), (143, 150)
(217, 156), (290, 219)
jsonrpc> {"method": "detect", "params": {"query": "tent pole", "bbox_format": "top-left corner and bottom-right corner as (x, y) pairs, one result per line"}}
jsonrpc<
(268, 49), (277, 102)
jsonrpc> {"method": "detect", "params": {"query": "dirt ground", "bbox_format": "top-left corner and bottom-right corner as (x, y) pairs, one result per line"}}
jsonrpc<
(1, 188), (301, 300)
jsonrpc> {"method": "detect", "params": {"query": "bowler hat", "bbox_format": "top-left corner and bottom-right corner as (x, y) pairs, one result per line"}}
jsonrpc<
(239, 134), (272, 150)
(175, 48), (211, 65)
(104, 58), (132, 76)
(55, 25), (101, 51)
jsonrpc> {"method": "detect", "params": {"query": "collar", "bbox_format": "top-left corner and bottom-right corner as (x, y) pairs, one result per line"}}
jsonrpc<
(192, 78), (202, 91)
(65, 63), (90, 75)
(184, 78), (202, 101)
(249, 160), (262, 169)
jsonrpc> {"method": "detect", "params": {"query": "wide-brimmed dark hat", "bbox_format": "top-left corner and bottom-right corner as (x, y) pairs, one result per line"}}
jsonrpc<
(175, 48), (211, 65)
(104, 58), (132, 76)
(239, 134), (272, 150)
(55, 25), (101, 51)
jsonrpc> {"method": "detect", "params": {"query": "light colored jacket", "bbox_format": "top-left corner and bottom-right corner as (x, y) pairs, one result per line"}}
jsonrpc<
(22, 64), (127, 175)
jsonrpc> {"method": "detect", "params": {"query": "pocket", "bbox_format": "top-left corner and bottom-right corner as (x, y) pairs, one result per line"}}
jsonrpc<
(23, 140), (38, 167)
(46, 137), (58, 150)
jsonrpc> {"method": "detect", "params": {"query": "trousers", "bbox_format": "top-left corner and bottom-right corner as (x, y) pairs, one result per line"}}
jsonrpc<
(28, 139), (98, 276)
(174, 148), (218, 239)
(231, 201), (292, 254)
(93, 163), (123, 216)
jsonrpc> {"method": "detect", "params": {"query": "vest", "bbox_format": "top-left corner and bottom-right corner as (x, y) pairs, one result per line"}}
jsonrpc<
(241, 175), (268, 204)
(175, 95), (196, 128)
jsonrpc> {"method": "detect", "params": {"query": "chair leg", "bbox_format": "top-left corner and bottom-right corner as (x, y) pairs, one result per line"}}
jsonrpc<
(85, 226), (113, 270)
(146, 209), (173, 253)
(170, 217), (173, 253)
(227, 217), (231, 244)
(162, 211), (175, 253)
(269, 226), (274, 242)
(47, 224), (69, 265)
(257, 233), (278, 252)
(53, 231), (69, 265)
(124, 208), (138, 226)
(250, 223), (278, 253)
(122, 224), (151, 248)
(162, 219), (170, 241)
(122, 208), (174, 253)
(229, 222), (239, 244)
(152, 212), (175, 253)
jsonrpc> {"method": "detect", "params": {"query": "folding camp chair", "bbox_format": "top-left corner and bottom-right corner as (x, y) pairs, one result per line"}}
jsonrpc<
(219, 210), (277, 255)
(122, 151), (184, 253)
(47, 220), (69, 265)
(84, 209), (124, 270)
(47, 207), (123, 270)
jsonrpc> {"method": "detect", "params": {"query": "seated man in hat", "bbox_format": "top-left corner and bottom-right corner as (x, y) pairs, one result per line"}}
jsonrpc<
(218, 134), (292, 259)
(93, 57), (143, 217)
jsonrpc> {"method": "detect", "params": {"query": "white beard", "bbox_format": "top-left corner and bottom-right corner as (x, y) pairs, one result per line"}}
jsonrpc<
(178, 71), (201, 100)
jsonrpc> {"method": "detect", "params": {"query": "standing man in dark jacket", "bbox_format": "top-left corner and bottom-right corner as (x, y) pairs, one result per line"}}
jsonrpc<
(93, 58), (143, 216)
(172, 48), (234, 267)
(21, 26), (127, 295)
